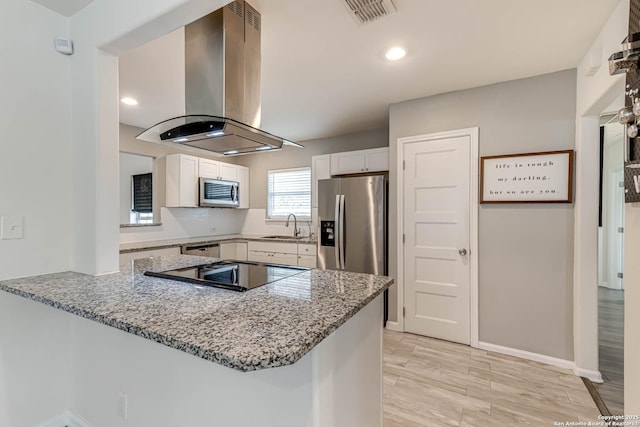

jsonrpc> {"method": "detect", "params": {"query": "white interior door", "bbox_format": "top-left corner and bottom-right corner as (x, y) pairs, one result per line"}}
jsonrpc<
(403, 134), (472, 344)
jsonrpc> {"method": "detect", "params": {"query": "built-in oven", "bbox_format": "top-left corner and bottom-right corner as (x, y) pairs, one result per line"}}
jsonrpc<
(199, 177), (239, 208)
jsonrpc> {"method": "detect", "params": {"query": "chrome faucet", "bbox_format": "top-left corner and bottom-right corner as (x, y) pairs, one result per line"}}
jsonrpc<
(285, 213), (300, 237)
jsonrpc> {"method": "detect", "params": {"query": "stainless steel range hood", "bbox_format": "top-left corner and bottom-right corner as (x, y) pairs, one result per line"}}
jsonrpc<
(136, 0), (300, 155)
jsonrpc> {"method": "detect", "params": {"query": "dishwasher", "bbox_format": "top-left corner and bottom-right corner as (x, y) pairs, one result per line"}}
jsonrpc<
(181, 243), (220, 258)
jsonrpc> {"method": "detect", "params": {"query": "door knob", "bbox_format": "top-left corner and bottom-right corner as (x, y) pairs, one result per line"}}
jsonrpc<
(459, 248), (467, 256)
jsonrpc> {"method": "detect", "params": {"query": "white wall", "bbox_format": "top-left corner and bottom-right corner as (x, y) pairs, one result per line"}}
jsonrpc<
(0, 0), (72, 280)
(0, 292), (72, 426)
(573, 0), (627, 381)
(119, 123), (246, 244)
(68, 0), (229, 275)
(119, 207), (247, 243)
(624, 204), (640, 413)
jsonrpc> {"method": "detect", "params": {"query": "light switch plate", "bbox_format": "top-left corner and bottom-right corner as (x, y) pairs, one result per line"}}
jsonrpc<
(1, 216), (24, 240)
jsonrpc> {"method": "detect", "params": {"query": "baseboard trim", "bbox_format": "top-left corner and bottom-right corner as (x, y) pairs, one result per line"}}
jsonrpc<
(385, 321), (402, 332)
(479, 341), (605, 382)
(479, 341), (576, 370)
(38, 411), (92, 427)
(574, 367), (604, 383)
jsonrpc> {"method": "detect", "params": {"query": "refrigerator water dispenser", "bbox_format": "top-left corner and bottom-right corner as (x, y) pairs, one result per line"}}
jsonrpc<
(320, 221), (335, 247)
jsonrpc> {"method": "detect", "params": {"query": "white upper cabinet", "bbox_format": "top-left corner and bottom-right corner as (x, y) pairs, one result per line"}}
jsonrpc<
(198, 158), (220, 180)
(365, 148), (390, 172)
(166, 156), (248, 208)
(311, 154), (331, 208)
(236, 166), (250, 209)
(219, 163), (237, 181)
(166, 154), (199, 207)
(330, 147), (389, 175)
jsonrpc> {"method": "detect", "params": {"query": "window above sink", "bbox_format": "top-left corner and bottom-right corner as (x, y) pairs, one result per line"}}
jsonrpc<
(267, 167), (311, 220)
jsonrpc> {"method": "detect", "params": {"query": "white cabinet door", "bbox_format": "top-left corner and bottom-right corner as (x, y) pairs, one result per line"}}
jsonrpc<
(248, 241), (297, 254)
(236, 166), (250, 209)
(330, 148), (390, 175)
(219, 163), (237, 181)
(199, 158), (220, 179)
(331, 151), (366, 175)
(297, 243), (317, 256)
(312, 154), (331, 208)
(166, 154), (199, 207)
(247, 241), (298, 265)
(365, 147), (389, 172)
(298, 255), (317, 268)
(248, 251), (271, 263)
(271, 253), (299, 265)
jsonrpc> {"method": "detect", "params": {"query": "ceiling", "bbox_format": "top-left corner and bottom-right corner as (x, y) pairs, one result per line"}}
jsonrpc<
(30, 0), (94, 16)
(116, 0), (621, 142)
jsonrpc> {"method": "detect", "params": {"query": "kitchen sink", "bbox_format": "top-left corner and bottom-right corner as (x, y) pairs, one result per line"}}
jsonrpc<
(261, 235), (305, 240)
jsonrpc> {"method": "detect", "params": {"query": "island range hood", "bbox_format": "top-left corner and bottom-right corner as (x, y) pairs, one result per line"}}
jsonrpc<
(137, 0), (300, 155)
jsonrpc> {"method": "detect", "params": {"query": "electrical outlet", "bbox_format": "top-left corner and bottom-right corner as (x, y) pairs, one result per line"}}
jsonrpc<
(118, 392), (128, 420)
(0, 216), (24, 240)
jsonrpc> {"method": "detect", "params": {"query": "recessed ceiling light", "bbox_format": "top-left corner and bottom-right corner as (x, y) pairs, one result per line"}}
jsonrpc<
(385, 47), (406, 61)
(120, 97), (138, 106)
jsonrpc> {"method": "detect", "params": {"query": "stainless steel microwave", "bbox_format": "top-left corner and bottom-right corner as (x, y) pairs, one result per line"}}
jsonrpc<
(199, 178), (239, 208)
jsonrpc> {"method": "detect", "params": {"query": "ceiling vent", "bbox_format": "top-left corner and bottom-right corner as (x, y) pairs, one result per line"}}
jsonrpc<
(340, 0), (397, 24)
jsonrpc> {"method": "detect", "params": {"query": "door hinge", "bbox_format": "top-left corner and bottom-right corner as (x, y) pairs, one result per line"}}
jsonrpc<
(403, 233), (405, 244)
(403, 160), (405, 170)
(403, 307), (406, 317)
(618, 272), (624, 279)
(618, 227), (624, 233)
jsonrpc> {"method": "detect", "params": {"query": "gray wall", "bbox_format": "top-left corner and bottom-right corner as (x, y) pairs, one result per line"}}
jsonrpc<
(389, 69), (577, 360)
(235, 128), (389, 208)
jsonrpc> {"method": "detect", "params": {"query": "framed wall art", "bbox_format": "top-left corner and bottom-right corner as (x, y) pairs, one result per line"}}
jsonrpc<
(480, 150), (574, 203)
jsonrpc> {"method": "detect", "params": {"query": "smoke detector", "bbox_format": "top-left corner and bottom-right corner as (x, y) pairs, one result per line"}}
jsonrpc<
(339, 0), (398, 24)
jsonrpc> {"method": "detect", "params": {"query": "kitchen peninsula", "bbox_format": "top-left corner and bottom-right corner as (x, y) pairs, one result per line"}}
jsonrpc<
(0, 254), (392, 427)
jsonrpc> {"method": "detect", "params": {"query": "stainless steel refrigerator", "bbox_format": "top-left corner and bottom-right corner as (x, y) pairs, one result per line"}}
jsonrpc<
(317, 175), (387, 276)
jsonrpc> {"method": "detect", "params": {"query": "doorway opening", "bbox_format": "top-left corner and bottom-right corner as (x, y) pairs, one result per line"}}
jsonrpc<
(595, 105), (625, 415)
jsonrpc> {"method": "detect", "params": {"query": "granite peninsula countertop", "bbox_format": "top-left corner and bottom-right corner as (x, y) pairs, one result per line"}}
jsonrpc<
(0, 255), (392, 372)
(120, 234), (317, 253)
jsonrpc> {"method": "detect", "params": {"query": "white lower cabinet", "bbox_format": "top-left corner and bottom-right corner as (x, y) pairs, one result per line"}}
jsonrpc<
(247, 241), (298, 265)
(119, 247), (181, 264)
(297, 255), (316, 268)
(297, 243), (317, 268)
(247, 241), (317, 267)
(220, 242), (248, 261)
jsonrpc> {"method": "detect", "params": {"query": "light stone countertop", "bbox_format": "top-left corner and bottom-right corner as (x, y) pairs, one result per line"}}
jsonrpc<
(119, 234), (317, 253)
(0, 255), (392, 372)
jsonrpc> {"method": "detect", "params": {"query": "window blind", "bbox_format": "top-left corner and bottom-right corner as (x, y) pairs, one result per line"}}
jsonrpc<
(267, 168), (311, 219)
(132, 173), (153, 213)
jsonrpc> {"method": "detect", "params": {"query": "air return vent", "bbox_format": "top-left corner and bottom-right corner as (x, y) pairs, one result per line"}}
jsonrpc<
(340, 0), (397, 24)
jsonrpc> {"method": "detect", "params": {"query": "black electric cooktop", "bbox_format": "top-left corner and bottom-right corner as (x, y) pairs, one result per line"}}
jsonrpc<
(144, 260), (310, 292)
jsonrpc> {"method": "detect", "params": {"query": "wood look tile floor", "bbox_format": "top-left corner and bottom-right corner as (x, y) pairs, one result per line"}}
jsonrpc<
(593, 287), (624, 415)
(383, 330), (600, 427)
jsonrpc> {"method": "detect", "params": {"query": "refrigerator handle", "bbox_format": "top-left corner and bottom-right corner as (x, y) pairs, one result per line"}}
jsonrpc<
(334, 194), (341, 269)
(340, 194), (346, 269)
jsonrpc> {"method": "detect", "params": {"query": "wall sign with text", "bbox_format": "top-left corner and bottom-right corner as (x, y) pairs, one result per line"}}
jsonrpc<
(480, 150), (574, 203)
